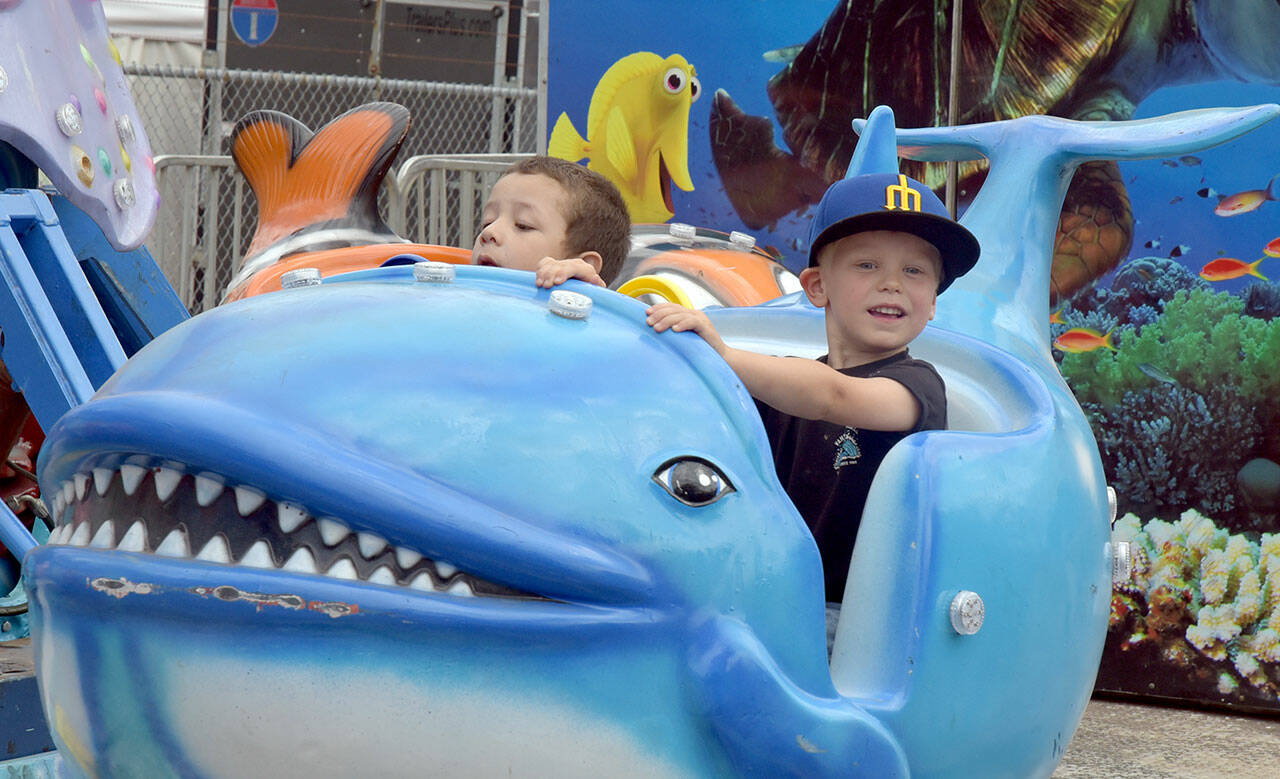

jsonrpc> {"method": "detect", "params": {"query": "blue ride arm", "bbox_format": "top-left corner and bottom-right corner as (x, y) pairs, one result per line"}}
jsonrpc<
(689, 614), (909, 778)
(831, 330), (1109, 778)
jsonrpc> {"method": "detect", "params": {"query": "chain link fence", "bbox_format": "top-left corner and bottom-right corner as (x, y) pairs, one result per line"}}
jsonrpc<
(128, 64), (539, 312)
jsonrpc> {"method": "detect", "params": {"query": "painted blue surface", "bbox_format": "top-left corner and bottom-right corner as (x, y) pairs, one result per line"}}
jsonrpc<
(0, 190), (124, 432)
(30, 270), (844, 776)
(20, 105), (1279, 775)
(47, 193), (189, 357)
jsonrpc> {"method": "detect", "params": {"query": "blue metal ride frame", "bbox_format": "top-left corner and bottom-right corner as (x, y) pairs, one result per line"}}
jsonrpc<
(0, 187), (187, 628)
(0, 189), (125, 428)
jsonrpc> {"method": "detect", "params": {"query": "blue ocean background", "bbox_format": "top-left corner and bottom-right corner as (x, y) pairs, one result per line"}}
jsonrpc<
(548, 2), (1280, 286)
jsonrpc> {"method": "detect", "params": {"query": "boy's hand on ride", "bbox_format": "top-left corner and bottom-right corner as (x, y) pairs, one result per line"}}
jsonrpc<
(645, 302), (727, 356)
(535, 257), (605, 288)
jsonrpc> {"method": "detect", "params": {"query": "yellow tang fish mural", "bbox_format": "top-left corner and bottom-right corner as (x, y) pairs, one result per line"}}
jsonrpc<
(549, 52), (700, 224)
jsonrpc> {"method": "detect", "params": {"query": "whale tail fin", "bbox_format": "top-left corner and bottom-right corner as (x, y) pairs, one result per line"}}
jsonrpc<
(231, 102), (411, 262)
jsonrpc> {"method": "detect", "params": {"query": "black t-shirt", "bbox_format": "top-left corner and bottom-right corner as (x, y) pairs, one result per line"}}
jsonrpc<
(755, 350), (947, 602)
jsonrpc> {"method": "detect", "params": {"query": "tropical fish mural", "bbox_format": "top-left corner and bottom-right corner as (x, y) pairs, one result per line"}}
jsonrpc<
(704, 0), (1280, 302)
(548, 52), (699, 223)
(1053, 327), (1116, 354)
(1211, 173), (1280, 217)
(1199, 257), (1268, 282)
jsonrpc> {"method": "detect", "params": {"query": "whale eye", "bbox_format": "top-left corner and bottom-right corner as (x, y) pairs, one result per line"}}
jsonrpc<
(663, 67), (687, 95)
(653, 457), (735, 507)
(689, 76), (701, 102)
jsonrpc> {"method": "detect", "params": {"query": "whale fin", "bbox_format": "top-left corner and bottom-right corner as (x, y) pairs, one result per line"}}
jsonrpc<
(875, 104), (1280, 165)
(846, 105), (900, 178)
(231, 102), (411, 262)
(689, 617), (908, 778)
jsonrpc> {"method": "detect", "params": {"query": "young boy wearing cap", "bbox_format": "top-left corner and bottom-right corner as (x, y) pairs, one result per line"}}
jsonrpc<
(646, 173), (980, 619)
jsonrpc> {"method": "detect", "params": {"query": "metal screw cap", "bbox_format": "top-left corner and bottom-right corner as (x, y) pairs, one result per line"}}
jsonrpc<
(112, 178), (135, 209)
(950, 590), (985, 635)
(413, 261), (455, 283)
(116, 115), (136, 147)
(281, 268), (322, 289)
(668, 222), (696, 241)
(549, 290), (592, 320)
(56, 102), (83, 137)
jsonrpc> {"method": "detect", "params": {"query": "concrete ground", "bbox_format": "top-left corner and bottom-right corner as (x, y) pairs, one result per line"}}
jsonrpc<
(1056, 698), (1280, 777)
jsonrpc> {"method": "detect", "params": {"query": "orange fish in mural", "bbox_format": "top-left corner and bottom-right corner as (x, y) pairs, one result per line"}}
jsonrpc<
(1265, 237), (1280, 258)
(1213, 173), (1280, 217)
(1199, 257), (1268, 282)
(1049, 309), (1064, 325)
(1053, 328), (1115, 354)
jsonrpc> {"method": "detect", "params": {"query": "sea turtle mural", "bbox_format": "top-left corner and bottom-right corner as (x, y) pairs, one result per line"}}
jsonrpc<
(709, 0), (1280, 303)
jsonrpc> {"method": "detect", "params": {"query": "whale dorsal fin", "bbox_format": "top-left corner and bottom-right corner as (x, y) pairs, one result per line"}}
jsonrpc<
(232, 102), (411, 261)
(846, 105), (900, 177)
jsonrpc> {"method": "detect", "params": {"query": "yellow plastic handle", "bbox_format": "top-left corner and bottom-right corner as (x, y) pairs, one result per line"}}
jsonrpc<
(616, 275), (695, 308)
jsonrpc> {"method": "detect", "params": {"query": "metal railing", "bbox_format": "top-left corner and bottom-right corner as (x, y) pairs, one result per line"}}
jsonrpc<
(152, 155), (244, 314)
(387, 153), (533, 247)
(125, 63), (540, 159)
(153, 152), (534, 312)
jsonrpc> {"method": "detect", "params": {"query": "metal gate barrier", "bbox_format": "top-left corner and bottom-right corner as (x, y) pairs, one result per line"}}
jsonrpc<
(153, 152), (533, 313)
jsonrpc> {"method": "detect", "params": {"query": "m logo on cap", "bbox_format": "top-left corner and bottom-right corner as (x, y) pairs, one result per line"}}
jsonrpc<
(884, 174), (922, 213)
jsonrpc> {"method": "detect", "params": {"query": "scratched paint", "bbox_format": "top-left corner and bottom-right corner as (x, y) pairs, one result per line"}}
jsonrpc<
(89, 577), (153, 598)
(191, 585), (305, 611)
(187, 584), (359, 618)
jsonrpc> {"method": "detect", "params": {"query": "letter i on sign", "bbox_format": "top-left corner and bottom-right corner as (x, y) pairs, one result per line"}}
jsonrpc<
(230, 0), (279, 48)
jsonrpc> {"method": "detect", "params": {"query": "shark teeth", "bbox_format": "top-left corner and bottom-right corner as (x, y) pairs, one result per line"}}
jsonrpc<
(73, 473), (89, 502)
(154, 528), (190, 557)
(395, 547), (423, 569)
(283, 547), (318, 573)
(195, 534), (232, 563)
(316, 518), (350, 547)
(119, 521), (147, 552)
(69, 521), (91, 547)
(326, 558), (359, 580)
(235, 486), (267, 517)
(194, 473), (224, 507)
(154, 466), (183, 502)
(277, 502), (308, 534)
(240, 540), (275, 569)
(356, 531), (388, 559)
(42, 461), (542, 600)
(119, 464), (147, 496)
(92, 467), (113, 496)
(89, 520), (116, 549)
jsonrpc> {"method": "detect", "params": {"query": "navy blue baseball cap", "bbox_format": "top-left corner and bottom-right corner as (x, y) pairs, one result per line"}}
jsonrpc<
(807, 173), (980, 292)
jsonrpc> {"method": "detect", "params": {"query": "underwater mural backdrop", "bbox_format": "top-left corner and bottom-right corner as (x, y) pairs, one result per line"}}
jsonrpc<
(549, 0), (1280, 713)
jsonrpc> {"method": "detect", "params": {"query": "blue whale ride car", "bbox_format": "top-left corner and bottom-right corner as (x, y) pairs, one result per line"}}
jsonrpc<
(13, 102), (1276, 777)
(0, 8), (1276, 770)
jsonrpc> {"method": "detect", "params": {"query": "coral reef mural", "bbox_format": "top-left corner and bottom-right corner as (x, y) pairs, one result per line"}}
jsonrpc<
(1106, 511), (1280, 704)
(1058, 258), (1280, 709)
